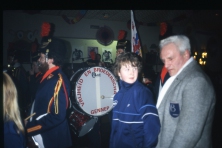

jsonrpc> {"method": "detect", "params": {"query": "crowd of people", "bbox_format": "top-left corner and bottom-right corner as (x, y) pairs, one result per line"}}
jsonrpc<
(3, 22), (219, 148)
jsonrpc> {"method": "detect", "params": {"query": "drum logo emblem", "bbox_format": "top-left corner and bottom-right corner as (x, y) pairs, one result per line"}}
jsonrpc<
(92, 72), (101, 78)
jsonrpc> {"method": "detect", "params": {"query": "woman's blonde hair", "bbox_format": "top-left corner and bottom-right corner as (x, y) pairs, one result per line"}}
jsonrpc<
(3, 72), (24, 134)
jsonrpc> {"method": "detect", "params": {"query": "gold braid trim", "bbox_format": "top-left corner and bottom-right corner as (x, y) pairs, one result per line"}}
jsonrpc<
(46, 74), (63, 114)
(54, 74), (62, 114)
(47, 97), (54, 113)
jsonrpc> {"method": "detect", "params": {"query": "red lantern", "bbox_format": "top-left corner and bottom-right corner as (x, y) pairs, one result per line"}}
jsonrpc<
(118, 30), (126, 40)
(160, 22), (167, 36)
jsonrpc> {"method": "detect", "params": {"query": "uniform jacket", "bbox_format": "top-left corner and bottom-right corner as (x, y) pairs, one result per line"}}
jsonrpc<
(156, 60), (216, 148)
(4, 121), (26, 148)
(110, 80), (160, 148)
(26, 67), (72, 148)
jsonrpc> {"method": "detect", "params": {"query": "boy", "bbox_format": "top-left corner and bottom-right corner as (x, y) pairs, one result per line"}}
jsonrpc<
(110, 52), (160, 148)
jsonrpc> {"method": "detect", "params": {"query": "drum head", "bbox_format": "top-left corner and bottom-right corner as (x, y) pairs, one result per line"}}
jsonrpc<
(71, 67), (119, 116)
(78, 117), (97, 137)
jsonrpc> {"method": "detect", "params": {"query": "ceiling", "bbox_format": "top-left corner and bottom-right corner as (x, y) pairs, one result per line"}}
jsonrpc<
(4, 10), (222, 33)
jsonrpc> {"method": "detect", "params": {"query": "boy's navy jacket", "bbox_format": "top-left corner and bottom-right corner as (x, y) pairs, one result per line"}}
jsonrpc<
(110, 79), (161, 148)
(26, 67), (72, 148)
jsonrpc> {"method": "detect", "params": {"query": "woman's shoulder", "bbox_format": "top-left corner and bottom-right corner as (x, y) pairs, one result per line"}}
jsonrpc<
(4, 120), (26, 148)
(4, 120), (18, 134)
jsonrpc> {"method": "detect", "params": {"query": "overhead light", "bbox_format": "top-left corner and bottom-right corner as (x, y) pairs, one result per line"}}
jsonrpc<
(103, 13), (109, 18)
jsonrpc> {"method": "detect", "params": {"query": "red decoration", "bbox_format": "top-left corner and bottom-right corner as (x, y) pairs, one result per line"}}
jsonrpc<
(90, 50), (96, 60)
(160, 22), (167, 36)
(31, 39), (39, 53)
(41, 22), (51, 37)
(118, 30), (126, 40)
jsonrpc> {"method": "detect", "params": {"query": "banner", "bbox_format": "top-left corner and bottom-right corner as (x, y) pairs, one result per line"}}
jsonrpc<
(131, 10), (142, 57)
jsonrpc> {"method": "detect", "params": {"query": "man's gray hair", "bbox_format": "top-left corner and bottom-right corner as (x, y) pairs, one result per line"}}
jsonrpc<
(159, 35), (191, 55)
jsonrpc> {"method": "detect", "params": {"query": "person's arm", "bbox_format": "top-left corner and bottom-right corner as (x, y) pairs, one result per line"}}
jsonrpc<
(169, 76), (215, 148)
(139, 89), (161, 148)
(26, 76), (69, 136)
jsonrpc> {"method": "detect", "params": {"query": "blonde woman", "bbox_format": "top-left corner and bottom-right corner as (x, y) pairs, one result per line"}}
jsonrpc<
(3, 72), (26, 148)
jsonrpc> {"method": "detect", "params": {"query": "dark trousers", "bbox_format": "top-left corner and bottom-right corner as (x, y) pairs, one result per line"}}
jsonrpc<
(87, 118), (102, 148)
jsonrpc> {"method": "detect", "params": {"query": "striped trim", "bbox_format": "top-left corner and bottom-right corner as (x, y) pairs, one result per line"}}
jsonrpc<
(139, 104), (156, 111)
(27, 125), (42, 133)
(113, 118), (143, 124)
(141, 113), (159, 119)
(113, 111), (140, 115)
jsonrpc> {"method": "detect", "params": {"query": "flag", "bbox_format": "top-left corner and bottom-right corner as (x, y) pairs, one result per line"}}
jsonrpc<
(131, 10), (142, 57)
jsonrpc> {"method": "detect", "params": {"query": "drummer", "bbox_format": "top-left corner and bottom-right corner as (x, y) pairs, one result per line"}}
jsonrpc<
(96, 53), (106, 67)
(116, 30), (131, 58)
(116, 40), (131, 57)
(24, 22), (72, 148)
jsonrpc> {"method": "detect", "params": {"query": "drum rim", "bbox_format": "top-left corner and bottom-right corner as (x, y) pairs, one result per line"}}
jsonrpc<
(70, 66), (119, 116)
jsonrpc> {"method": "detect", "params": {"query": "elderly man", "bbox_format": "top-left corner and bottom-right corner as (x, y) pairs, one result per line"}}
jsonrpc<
(156, 35), (215, 148)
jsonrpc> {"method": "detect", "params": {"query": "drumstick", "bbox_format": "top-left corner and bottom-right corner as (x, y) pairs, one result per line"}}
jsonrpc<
(25, 112), (36, 121)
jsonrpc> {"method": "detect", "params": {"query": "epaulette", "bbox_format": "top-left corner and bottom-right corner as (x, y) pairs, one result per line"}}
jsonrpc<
(47, 73), (63, 114)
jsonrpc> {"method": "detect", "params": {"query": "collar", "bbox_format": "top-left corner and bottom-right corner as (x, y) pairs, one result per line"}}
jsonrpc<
(119, 79), (137, 92)
(174, 57), (194, 77)
(40, 66), (59, 83)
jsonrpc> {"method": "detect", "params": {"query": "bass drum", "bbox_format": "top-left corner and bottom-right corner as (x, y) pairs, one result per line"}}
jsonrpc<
(70, 66), (119, 116)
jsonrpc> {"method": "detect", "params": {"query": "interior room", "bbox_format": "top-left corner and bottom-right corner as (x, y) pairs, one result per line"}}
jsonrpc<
(3, 10), (222, 148)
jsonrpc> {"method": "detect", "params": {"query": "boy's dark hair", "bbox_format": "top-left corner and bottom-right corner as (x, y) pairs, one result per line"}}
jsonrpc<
(112, 52), (142, 77)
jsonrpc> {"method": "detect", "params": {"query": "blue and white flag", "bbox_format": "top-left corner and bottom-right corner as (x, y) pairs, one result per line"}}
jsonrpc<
(131, 10), (142, 57)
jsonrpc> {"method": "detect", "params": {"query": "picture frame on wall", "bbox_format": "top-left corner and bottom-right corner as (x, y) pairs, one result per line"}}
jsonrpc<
(102, 48), (113, 63)
(71, 46), (84, 62)
(87, 47), (98, 59)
